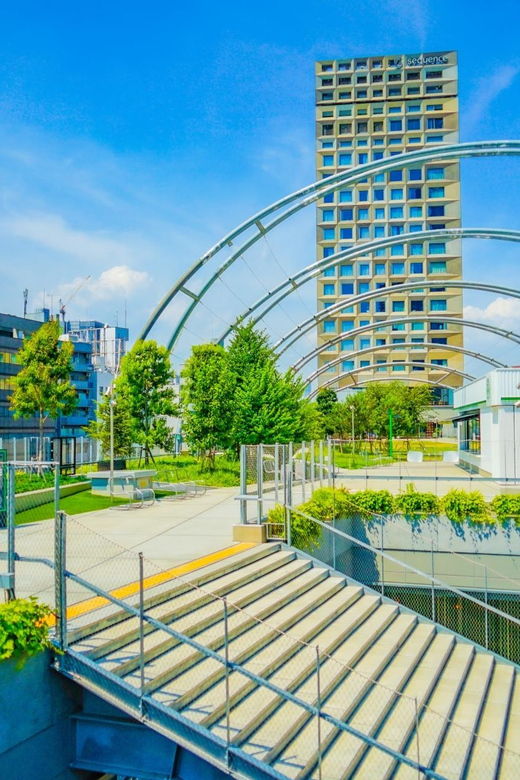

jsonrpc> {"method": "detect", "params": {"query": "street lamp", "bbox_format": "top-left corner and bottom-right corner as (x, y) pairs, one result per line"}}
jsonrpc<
(106, 385), (116, 499)
(350, 405), (355, 453)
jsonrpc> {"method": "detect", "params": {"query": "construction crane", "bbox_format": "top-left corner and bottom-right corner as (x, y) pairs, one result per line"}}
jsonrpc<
(59, 275), (91, 325)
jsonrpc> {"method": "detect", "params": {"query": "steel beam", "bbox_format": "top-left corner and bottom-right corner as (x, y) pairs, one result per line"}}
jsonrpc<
(309, 369), (470, 400)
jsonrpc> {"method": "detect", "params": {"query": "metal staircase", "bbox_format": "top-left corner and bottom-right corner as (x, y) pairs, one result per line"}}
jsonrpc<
(58, 542), (520, 780)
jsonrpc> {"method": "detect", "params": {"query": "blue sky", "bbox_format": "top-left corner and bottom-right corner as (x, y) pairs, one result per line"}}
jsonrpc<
(1, 0), (520, 375)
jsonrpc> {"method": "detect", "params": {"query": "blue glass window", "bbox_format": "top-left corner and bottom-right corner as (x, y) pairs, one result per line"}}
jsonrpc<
(410, 262), (423, 273)
(360, 302), (370, 313)
(390, 244), (404, 256)
(358, 153), (368, 164)
(375, 301), (386, 313)
(427, 168), (445, 180)
(341, 321), (354, 332)
(407, 119), (421, 130)
(360, 338), (370, 349)
(376, 338), (386, 346)
(429, 261), (447, 273)
(374, 226), (385, 238)
(392, 262), (405, 274)
(342, 360), (355, 371)
(411, 322), (424, 331)
(323, 247), (334, 258)
(323, 228), (335, 240)
(358, 190), (369, 202)
(390, 207), (403, 219)
(339, 190), (353, 202)
(359, 264), (370, 276)
(323, 320), (336, 333)
(410, 300), (424, 311)
(358, 282), (370, 293)
(358, 208), (369, 220)
(432, 337), (448, 344)
(430, 300), (447, 311)
(373, 189), (385, 201)
(322, 155), (334, 166)
(341, 339), (354, 350)
(391, 225), (404, 236)
(375, 263), (386, 275)
(409, 169), (422, 180)
(375, 207), (385, 219)
(429, 186), (445, 198)
(323, 192), (334, 203)
(390, 189), (403, 200)
(410, 244), (423, 255)
(323, 284), (335, 295)
(429, 242), (446, 254)
(322, 210), (334, 222)
(408, 187), (422, 199)
(427, 117), (444, 129)
(339, 153), (352, 165)
(375, 248), (386, 257)
(323, 266), (335, 277)
(428, 205), (445, 217)
(409, 224), (423, 232)
(340, 264), (353, 276)
(390, 169), (403, 181)
(392, 301), (405, 312)
(340, 228), (353, 239)
(358, 227), (370, 239)
(409, 206), (423, 218)
(341, 283), (354, 295)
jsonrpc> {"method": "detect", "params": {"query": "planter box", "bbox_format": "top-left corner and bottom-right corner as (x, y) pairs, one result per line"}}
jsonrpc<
(14, 481), (90, 513)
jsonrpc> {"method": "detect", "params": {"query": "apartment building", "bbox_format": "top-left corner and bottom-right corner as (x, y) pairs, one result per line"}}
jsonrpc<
(315, 50), (462, 410)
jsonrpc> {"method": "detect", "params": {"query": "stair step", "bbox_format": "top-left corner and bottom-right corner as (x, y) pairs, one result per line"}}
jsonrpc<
(465, 662), (516, 779)
(499, 673), (520, 778)
(122, 566), (330, 692)
(91, 556), (311, 673)
(189, 592), (380, 730)
(71, 548), (296, 656)
(223, 603), (401, 756)
(432, 652), (495, 779)
(67, 542), (282, 642)
(391, 642), (475, 780)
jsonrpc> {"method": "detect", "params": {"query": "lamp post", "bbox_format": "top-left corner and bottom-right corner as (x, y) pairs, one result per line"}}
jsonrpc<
(350, 405), (355, 454)
(388, 408), (394, 459)
(106, 386), (116, 500)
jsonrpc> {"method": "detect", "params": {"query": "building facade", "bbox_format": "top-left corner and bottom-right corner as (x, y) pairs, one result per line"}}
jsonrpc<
(315, 51), (462, 409)
(64, 320), (129, 373)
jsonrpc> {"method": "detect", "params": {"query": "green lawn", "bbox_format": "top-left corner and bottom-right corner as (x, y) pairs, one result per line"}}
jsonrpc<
(126, 454), (241, 487)
(15, 492), (126, 524)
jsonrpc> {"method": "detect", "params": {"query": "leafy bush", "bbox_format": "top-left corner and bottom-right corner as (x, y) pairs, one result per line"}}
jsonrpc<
(349, 490), (396, 515)
(301, 487), (351, 523)
(442, 489), (491, 524)
(394, 484), (440, 516)
(490, 494), (520, 523)
(0, 597), (54, 668)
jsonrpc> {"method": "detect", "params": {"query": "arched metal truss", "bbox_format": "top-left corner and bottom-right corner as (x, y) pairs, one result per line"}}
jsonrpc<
(309, 374), (458, 399)
(275, 280), (520, 356)
(136, 141), (520, 352)
(305, 342), (506, 388)
(308, 362), (474, 400)
(217, 228), (520, 344)
(291, 317), (520, 373)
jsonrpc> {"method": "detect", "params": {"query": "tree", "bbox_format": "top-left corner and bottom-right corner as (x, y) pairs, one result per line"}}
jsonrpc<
(316, 388), (338, 436)
(10, 319), (77, 460)
(181, 344), (232, 466)
(117, 340), (178, 464)
(84, 391), (134, 459)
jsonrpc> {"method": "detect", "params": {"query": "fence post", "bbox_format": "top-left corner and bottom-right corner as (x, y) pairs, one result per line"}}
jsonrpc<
(6, 465), (15, 600)
(380, 522), (385, 598)
(139, 552), (146, 709)
(54, 460), (60, 519)
(414, 697), (421, 779)
(310, 441), (315, 496)
(287, 444), (293, 548)
(257, 444), (263, 524)
(239, 445), (247, 524)
(224, 597), (231, 767)
(319, 441), (324, 487)
(484, 567), (489, 649)
(54, 510), (67, 652)
(274, 443), (280, 503)
(316, 646), (322, 780)
(431, 538), (436, 623)
(301, 441), (306, 502)
(327, 438), (332, 488)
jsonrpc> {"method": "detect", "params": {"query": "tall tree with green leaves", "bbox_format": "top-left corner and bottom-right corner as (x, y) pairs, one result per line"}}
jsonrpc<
(117, 340), (178, 464)
(84, 390), (134, 459)
(10, 319), (77, 460)
(316, 388), (338, 436)
(181, 344), (232, 466)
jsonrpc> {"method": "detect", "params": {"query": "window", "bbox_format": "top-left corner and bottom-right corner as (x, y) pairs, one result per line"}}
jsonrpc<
(427, 135), (444, 143)
(412, 360), (425, 370)
(428, 205), (445, 217)
(407, 106), (421, 114)
(388, 73), (402, 82)
(373, 151), (384, 160)
(391, 189), (403, 200)
(408, 137), (421, 144)
(359, 263), (370, 276)
(375, 263), (386, 275)
(340, 264), (353, 276)
(339, 153), (352, 165)
(390, 244), (404, 256)
(375, 248), (386, 257)
(389, 120), (402, 132)
(374, 207), (385, 219)
(323, 284), (335, 295)
(392, 301), (405, 313)
(376, 282), (385, 289)
(374, 226), (385, 238)
(358, 190), (369, 202)
(373, 121), (384, 132)
(358, 153), (368, 164)
(409, 224), (423, 232)
(410, 300), (424, 312)
(323, 247), (334, 258)
(323, 267), (335, 277)
(429, 242), (446, 254)
(372, 74), (383, 84)
(430, 300), (447, 311)
(341, 283), (354, 295)
(409, 169), (422, 181)
(356, 75), (367, 84)
(430, 261), (447, 273)
(358, 282), (370, 294)
(342, 339), (354, 350)
(428, 186), (445, 198)
(339, 141), (352, 147)
(431, 359), (448, 366)
(338, 62), (350, 71)
(358, 208), (369, 220)
(389, 170), (403, 182)
(360, 302), (370, 313)
(389, 138), (403, 145)
(432, 337), (448, 345)
(340, 208), (353, 220)
(427, 167), (445, 180)
(341, 321), (354, 332)
(391, 225), (404, 236)
(322, 209), (334, 222)
(407, 71), (420, 80)
(411, 322), (424, 331)
(323, 192), (334, 204)
(357, 121), (368, 132)
(392, 323), (405, 331)
(322, 111), (333, 117)
(357, 139), (368, 147)
(410, 262), (423, 273)
(391, 262), (405, 274)
(408, 87), (420, 95)
(407, 118), (421, 130)
(376, 338), (386, 346)
(392, 361), (406, 371)
(390, 206), (403, 219)
(322, 141), (333, 149)
(342, 360), (355, 371)
(358, 227), (369, 239)
(321, 92), (333, 101)
(360, 338), (370, 350)
(392, 338), (405, 344)
(427, 117), (444, 130)
(359, 360), (370, 368)
(426, 70), (443, 79)
(408, 187), (422, 199)
(373, 188), (385, 201)
(322, 155), (334, 167)
(430, 322), (446, 330)
(340, 190), (353, 202)
(339, 123), (352, 134)
(340, 228), (353, 239)
(426, 85), (443, 94)
(408, 207), (422, 219)
(321, 64), (333, 72)
(410, 243), (423, 255)
(338, 76), (351, 85)
(339, 92), (352, 99)
(323, 228), (335, 240)
(388, 88), (402, 96)
(323, 320), (336, 333)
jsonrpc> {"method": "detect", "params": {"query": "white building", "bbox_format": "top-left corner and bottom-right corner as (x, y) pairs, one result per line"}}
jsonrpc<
(453, 368), (520, 481)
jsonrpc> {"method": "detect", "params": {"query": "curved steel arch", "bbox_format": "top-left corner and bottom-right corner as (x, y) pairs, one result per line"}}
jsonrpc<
(292, 317), (520, 373)
(136, 141), (520, 350)
(276, 280), (520, 356)
(305, 342), (505, 387)
(308, 362), (474, 400)
(311, 374), (457, 398)
(218, 228), (520, 343)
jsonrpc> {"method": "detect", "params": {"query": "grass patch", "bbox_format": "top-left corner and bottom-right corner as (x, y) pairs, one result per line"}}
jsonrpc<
(15, 492), (126, 524)
(126, 454), (241, 487)
(14, 472), (87, 495)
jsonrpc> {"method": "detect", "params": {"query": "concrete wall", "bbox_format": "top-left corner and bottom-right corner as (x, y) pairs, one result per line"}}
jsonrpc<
(15, 481), (90, 513)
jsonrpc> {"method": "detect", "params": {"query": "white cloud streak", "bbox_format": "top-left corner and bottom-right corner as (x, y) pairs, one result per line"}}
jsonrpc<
(465, 63), (520, 131)
(464, 297), (520, 330)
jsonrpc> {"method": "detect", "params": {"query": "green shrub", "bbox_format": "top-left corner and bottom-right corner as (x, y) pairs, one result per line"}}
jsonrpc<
(301, 487), (351, 523)
(490, 494), (520, 523)
(266, 503), (322, 549)
(442, 489), (491, 524)
(0, 597), (55, 668)
(394, 484), (440, 516)
(349, 490), (396, 515)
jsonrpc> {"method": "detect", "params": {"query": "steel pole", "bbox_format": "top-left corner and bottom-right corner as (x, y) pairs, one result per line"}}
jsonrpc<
(6, 465), (15, 601)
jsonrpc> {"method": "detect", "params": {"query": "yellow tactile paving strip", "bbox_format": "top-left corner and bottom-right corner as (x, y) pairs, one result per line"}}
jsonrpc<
(46, 541), (256, 627)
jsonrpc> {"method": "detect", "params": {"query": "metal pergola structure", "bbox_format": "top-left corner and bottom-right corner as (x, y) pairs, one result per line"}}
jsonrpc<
(138, 141), (520, 355)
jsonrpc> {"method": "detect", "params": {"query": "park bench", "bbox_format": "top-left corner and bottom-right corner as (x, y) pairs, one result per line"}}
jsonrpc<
(111, 476), (156, 509)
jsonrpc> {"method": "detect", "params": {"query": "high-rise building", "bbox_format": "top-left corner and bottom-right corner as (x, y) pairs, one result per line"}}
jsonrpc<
(315, 51), (462, 412)
(64, 320), (129, 373)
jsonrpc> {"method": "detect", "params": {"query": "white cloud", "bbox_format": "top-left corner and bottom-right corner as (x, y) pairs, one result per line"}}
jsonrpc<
(464, 297), (520, 329)
(57, 265), (151, 303)
(465, 64), (520, 131)
(3, 212), (140, 265)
